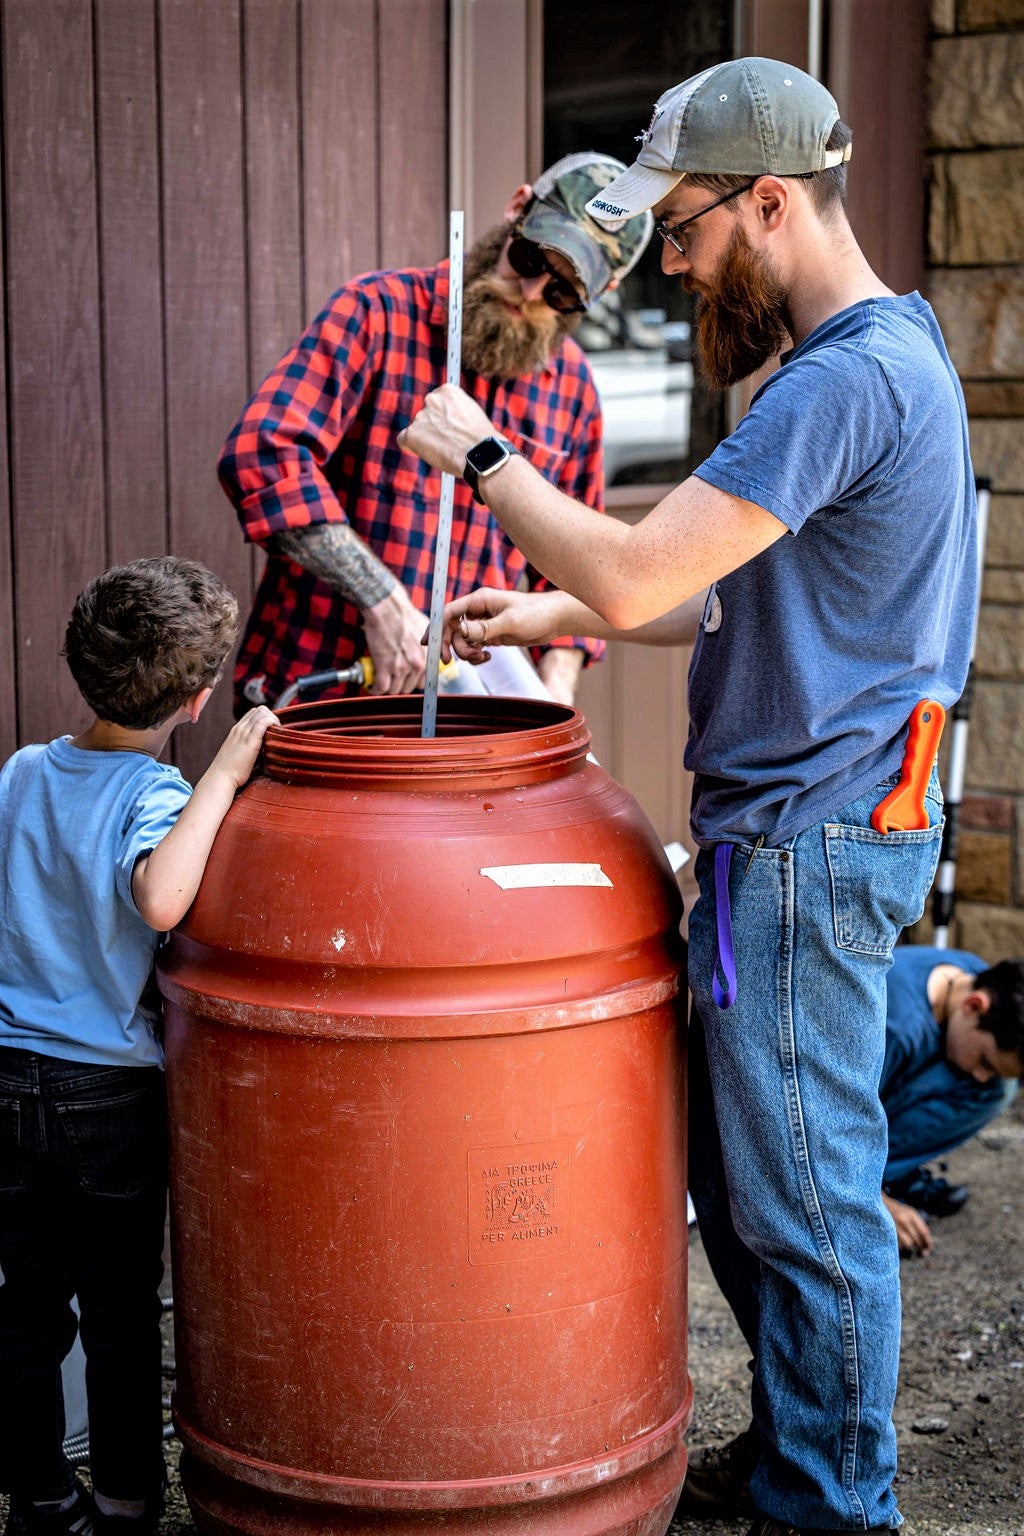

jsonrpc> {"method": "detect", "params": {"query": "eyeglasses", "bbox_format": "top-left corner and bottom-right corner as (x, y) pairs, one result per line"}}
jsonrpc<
(506, 229), (588, 314)
(654, 179), (758, 256)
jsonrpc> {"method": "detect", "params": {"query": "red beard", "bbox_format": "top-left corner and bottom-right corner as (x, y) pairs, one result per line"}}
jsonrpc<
(460, 224), (572, 379)
(694, 226), (790, 390)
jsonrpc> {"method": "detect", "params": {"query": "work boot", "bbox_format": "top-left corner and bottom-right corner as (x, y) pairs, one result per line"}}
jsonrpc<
(674, 1421), (760, 1517)
(884, 1163), (970, 1217)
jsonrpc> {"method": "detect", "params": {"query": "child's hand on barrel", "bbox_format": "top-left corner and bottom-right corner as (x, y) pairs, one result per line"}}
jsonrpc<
(212, 706), (279, 790)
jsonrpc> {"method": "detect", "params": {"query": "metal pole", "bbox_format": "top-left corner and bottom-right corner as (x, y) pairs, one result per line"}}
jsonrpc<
(807, 0), (824, 80)
(932, 476), (990, 947)
(421, 211), (465, 739)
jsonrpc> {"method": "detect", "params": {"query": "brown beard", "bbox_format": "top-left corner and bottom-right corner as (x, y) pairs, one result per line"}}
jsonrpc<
(694, 226), (790, 390)
(459, 224), (573, 378)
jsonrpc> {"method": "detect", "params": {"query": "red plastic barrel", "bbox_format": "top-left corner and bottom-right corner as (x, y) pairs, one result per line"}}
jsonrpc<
(159, 696), (691, 1536)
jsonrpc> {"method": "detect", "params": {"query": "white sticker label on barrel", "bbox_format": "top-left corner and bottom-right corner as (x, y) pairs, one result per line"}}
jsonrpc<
(468, 1141), (570, 1264)
(479, 863), (612, 889)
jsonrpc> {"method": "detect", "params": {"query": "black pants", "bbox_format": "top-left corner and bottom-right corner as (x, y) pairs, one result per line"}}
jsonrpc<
(0, 1048), (167, 1502)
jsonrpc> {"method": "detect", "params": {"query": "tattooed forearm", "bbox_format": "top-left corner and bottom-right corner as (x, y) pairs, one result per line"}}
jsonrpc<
(268, 525), (397, 610)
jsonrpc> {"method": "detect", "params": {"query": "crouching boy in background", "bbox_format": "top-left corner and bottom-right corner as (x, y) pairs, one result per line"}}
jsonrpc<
(0, 558), (276, 1536)
(881, 945), (1023, 1256)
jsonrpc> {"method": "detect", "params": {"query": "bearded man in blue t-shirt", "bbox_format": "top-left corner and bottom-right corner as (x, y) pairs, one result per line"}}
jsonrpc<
(401, 56), (977, 1536)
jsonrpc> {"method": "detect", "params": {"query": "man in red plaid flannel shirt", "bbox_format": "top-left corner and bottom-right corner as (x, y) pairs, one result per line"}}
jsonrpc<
(217, 154), (653, 713)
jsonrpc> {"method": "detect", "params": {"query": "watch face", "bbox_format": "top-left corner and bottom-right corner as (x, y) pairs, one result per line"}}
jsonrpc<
(467, 437), (509, 475)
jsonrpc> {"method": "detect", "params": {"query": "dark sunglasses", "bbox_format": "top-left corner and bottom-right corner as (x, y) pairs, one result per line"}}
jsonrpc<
(506, 230), (588, 314)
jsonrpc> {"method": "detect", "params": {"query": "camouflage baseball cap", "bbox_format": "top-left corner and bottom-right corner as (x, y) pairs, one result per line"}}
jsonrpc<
(519, 152), (654, 306)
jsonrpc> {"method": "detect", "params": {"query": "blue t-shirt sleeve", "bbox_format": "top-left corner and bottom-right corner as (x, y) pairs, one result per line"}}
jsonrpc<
(695, 346), (901, 532)
(115, 770), (192, 912)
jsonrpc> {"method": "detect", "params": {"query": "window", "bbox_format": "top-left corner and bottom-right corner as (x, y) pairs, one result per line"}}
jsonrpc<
(543, 1), (731, 486)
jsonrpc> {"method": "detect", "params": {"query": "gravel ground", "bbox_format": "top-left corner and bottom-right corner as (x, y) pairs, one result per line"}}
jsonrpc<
(3, 1096), (1019, 1536)
(671, 1090), (1024, 1536)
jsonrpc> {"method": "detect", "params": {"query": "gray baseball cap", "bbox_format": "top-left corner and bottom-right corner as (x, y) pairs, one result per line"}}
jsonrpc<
(520, 152), (654, 305)
(585, 58), (851, 225)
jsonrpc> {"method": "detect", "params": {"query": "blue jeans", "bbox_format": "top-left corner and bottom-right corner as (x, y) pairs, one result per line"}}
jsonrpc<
(0, 1049), (167, 1502)
(883, 1078), (1017, 1185)
(688, 773), (943, 1531)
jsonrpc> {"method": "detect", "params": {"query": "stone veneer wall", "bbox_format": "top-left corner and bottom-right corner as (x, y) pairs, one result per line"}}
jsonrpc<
(923, 0), (1024, 954)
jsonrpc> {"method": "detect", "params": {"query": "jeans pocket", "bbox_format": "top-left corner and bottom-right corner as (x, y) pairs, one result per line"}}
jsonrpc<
(0, 1095), (27, 1193)
(825, 820), (944, 956)
(55, 1076), (166, 1198)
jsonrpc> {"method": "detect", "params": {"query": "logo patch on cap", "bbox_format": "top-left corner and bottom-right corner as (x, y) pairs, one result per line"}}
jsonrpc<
(635, 102), (665, 146)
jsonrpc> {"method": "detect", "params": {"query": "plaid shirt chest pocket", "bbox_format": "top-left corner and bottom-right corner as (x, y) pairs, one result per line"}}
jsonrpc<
(510, 432), (569, 489)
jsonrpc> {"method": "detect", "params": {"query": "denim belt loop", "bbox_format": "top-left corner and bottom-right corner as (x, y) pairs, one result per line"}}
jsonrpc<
(712, 841), (738, 1009)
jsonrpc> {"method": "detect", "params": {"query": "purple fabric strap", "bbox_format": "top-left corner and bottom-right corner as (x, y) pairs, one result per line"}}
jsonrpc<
(712, 841), (737, 1009)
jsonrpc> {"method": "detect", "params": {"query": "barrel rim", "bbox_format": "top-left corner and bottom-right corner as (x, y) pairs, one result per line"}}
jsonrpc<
(261, 696), (592, 785)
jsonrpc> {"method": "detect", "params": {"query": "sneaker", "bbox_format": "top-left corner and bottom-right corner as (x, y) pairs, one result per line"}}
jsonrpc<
(4, 1483), (97, 1536)
(674, 1421), (761, 1517)
(884, 1164), (970, 1218)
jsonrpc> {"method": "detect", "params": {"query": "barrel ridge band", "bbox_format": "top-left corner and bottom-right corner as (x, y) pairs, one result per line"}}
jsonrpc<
(174, 1388), (692, 1509)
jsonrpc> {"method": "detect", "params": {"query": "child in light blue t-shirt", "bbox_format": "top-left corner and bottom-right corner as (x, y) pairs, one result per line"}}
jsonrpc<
(0, 558), (276, 1536)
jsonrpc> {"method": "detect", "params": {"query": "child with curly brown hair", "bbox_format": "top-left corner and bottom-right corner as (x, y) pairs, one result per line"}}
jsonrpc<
(0, 558), (276, 1536)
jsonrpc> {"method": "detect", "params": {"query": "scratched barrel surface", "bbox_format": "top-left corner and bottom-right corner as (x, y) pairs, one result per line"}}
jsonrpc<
(159, 695), (691, 1536)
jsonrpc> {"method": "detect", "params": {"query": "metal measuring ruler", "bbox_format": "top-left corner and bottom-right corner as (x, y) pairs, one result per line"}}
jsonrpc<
(421, 210), (465, 739)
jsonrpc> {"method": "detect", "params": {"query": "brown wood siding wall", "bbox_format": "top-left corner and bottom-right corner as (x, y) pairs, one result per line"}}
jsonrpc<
(0, 0), (447, 782)
(828, 0), (927, 297)
(743, 0), (927, 294)
(0, 0), (928, 852)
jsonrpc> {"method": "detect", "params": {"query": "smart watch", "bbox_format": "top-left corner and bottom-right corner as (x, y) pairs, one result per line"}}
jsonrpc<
(463, 435), (518, 503)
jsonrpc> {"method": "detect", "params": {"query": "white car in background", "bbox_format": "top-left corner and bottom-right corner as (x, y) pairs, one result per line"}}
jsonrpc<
(590, 348), (694, 486)
(581, 303), (694, 486)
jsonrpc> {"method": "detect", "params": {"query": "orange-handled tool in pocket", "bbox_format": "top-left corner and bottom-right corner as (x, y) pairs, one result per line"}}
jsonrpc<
(870, 700), (946, 834)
